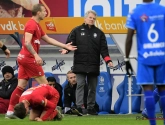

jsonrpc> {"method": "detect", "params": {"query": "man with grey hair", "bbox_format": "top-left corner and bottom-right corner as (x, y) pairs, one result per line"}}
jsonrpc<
(60, 10), (113, 115)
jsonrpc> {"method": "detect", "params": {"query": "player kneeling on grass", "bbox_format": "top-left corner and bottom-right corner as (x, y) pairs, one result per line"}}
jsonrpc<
(13, 84), (63, 121)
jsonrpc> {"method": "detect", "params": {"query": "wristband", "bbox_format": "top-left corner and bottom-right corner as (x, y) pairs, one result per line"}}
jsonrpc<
(1, 45), (7, 51)
(124, 58), (130, 62)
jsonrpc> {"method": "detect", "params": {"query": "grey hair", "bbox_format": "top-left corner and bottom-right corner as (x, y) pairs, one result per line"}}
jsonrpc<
(85, 10), (97, 17)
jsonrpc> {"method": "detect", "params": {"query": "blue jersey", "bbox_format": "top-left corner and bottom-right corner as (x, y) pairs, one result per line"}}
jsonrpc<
(126, 2), (165, 65)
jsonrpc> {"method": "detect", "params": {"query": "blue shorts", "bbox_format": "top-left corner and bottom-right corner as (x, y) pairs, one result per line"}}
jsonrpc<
(137, 62), (165, 85)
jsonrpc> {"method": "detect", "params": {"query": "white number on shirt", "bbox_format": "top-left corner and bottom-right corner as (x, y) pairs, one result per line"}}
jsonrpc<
(148, 23), (159, 42)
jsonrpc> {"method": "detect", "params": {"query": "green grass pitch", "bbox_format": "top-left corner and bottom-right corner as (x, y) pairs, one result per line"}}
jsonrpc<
(0, 114), (163, 125)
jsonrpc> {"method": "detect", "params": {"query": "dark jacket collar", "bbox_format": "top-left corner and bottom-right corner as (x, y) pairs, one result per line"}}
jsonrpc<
(82, 23), (95, 29)
(68, 82), (77, 89)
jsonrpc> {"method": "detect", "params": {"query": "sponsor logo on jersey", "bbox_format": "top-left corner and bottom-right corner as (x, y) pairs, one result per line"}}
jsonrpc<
(141, 14), (148, 22)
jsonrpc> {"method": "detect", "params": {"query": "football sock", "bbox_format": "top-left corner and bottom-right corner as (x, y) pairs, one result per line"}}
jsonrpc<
(153, 88), (160, 103)
(144, 90), (156, 125)
(7, 86), (24, 112)
(158, 90), (165, 125)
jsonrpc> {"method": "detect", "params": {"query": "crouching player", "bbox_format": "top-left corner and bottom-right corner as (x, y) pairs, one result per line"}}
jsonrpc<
(13, 84), (63, 121)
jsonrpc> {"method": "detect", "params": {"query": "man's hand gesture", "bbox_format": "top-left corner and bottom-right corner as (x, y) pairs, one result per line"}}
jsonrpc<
(65, 42), (77, 51)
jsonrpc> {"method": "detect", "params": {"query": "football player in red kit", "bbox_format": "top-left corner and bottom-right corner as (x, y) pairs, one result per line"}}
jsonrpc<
(13, 84), (63, 121)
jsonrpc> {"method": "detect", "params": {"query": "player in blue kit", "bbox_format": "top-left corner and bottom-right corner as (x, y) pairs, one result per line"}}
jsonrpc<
(125, 0), (165, 125)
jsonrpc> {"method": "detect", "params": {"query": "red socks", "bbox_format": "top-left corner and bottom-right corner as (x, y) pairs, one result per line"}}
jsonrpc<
(8, 86), (24, 111)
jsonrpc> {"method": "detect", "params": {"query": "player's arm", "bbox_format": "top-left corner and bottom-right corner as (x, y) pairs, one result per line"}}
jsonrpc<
(125, 9), (136, 58)
(0, 41), (10, 58)
(125, 28), (134, 58)
(40, 99), (56, 121)
(24, 32), (43, 65)
(124, 10), (135, 76)
(125, 28), (134, 76)
(41, 35), (77, 51)
(24, 32), (36, 55)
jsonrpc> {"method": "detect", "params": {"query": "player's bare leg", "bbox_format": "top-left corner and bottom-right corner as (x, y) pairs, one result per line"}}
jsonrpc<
(34, 75), (48, 84)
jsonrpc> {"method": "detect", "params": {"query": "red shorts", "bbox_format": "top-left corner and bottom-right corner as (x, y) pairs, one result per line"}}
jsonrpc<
(17, 56), (44, 80)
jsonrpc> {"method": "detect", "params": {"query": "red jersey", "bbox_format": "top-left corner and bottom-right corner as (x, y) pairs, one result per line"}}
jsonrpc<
(20, 84), (59, 108)
(19, 84), (59, 121)
(19, 19), (45, 57)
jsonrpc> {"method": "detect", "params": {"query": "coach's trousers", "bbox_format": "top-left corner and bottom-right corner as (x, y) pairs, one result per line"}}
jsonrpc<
(76, 73), (98, 109)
